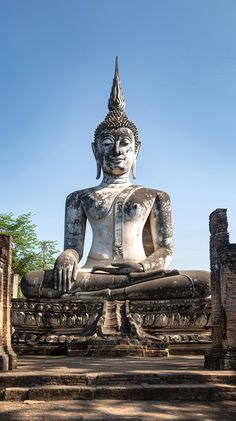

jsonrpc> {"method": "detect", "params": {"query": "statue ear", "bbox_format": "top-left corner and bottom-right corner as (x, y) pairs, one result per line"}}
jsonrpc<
(131, 158), (137, 179)
(91, 142), (98, 159)
(131, 142), (141, 179)
(135, 141), (141, 159)
(92, 142), (101, 180)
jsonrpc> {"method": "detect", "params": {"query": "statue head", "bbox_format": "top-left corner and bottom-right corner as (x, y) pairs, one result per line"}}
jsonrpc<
(92, 58), (141, 179)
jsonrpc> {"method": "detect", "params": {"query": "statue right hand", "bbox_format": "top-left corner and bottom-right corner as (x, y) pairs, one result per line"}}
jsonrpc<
(54, 249), (79, 293)
(92, 261), (144, 275)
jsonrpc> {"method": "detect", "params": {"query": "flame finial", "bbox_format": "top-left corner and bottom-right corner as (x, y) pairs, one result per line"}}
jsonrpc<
(108, 57), (125, 112)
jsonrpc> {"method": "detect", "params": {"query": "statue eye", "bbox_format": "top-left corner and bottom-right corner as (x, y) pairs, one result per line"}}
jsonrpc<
(121, 137), (132, 146)
(102, 138), (114, 147)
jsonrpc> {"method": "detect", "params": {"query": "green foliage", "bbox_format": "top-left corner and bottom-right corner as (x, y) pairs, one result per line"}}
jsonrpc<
(37, 240), (59, 270)
(0, 212), (59, 277)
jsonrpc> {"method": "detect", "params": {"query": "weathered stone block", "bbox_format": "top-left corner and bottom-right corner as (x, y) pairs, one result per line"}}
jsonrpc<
(11, 296), (211, 356)
(0, 234), (17, 370)
(205, 209), (236, 369)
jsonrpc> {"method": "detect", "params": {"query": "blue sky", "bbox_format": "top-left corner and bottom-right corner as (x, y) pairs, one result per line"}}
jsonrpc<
(1, 0), (236, 269)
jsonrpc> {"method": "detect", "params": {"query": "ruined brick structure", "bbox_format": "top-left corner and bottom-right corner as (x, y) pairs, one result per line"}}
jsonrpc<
(205, 209), (236, 369)
(0, 234), (17, 370)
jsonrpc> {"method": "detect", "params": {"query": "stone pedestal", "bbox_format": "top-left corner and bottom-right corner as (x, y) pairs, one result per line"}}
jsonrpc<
(205, 209), (236, 369)
(0, 235), (17, 370)
(11, 295), (211, 357)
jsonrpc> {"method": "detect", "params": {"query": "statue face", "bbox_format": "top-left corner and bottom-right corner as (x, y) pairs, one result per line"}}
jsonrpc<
(95, 128), (136, 176)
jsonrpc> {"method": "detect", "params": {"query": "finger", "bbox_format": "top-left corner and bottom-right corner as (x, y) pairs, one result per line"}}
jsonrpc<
(92, 266), (120, 274)
(128, 263), (144, 271)
(67, 266), (73, 291)
(62, 269), (67, 292)
(58, 269), (62, 292)
(72, 261), (78, 281)
(115, 268), (133, 274)
(105, 267), (132, 274)
(112, 262), (144, 272)
(111, 263), (125, 268)
(92, 266), (113, 273)
(111, 262), (136, 268)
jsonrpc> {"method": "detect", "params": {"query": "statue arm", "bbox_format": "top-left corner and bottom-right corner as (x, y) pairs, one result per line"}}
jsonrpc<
(140, 192), (173, 272)
(54, 192), (87, 293)
(64, 192), (87, 260)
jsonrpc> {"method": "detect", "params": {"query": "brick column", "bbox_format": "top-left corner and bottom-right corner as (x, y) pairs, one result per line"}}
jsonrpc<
(205, 209), (236, 369)
(11, 274), (19, 299)
(0, 253), (9, 370)
(0, 234), (17, 370)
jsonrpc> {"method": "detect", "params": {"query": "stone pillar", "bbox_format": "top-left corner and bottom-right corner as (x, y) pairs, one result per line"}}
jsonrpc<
(0, 250), (9, 370)
(205, 209), (236, 369)
(11, 274), (19, 299)
(0, 234), (17, 370)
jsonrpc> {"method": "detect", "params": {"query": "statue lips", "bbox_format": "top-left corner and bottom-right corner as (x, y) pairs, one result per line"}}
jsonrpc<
(110, 157), (125, 166)
(111, 157), (124, 162)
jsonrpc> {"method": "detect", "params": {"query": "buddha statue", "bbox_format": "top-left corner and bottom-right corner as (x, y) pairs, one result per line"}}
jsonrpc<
(21, 58), (210, 302)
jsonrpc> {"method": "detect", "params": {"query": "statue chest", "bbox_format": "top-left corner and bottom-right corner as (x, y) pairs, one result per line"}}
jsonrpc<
(82, 187), (155, 225)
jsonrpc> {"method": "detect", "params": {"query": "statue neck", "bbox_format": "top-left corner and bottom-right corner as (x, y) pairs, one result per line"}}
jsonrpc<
(100, 173), (131, 187)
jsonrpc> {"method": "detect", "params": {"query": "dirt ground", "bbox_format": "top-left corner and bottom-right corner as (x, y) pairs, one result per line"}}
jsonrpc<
(1, 355), (236, 420)
(0, 399), (236, 421)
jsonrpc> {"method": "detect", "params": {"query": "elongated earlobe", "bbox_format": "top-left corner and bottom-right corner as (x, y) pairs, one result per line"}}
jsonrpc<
(92, 142), (101, 180)
(131, 158), (137, 179)
(96, 162), (101, 179)
(131, 142), (140, 179)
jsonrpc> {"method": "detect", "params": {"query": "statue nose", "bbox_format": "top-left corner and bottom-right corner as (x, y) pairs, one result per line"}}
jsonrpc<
(113, 141), (121, 155)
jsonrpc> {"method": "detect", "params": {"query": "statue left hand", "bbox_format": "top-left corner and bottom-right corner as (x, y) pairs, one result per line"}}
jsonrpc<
(92, 261), (144, 274)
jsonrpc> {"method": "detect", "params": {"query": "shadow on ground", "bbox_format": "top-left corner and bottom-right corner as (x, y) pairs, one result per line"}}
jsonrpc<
(0, 399), (236, 421)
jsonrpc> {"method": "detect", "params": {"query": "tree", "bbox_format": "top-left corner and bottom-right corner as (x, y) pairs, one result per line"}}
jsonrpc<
(0, 212), (59, 277)
(37, 240), (59, 270)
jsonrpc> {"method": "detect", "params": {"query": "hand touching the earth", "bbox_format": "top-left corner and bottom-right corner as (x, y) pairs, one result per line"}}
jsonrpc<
(54, 249), (79, 292)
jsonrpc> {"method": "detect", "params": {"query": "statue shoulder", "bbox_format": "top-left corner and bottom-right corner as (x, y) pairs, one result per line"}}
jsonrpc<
(66, 187), (95, 206)
(142, 187), (171, 204)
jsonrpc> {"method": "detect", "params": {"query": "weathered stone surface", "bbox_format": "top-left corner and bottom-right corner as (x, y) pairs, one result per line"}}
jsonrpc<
(205, 209), (236, 369)
(3, 379), (236, 402)
(0, 234), (17, 370)
(11, 274), (19, 299)
(11, 296), (211, 356)
(20, 59), (210, 305)
(16, 59), (211, 357)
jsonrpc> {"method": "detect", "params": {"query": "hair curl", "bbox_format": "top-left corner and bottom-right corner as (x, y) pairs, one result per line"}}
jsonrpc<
(94, 109), (140, 152)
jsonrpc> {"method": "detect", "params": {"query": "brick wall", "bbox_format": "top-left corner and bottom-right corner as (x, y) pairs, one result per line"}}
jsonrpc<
(0, 234), (17, 370)
(205, 209), (236, 369)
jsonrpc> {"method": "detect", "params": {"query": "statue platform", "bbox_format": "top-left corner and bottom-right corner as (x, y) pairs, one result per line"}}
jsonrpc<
(11, 296), (212, 356)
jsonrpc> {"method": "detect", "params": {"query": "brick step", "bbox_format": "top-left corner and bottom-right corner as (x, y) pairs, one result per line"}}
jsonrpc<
(1, 373), (236, 388)
(67, 348), (168, 357)
(66, 340), (168, 357)
(3, 383), (236, 401)
(67, 344), (145, 357)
